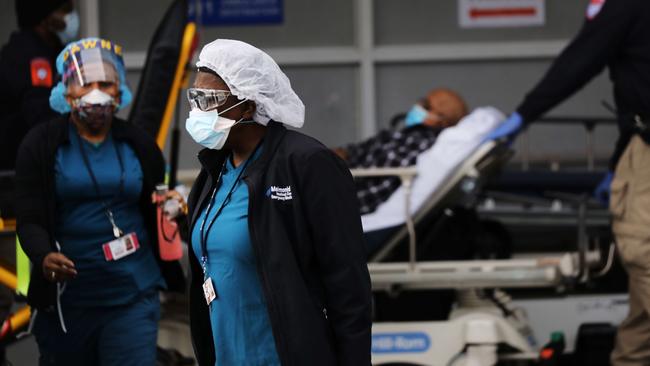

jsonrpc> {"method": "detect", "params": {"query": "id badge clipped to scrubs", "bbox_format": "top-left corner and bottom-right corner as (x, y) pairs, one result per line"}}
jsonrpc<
(103, 232), (140, 261)
(203, 276), (217, 305)
(201, 254), (217, 305)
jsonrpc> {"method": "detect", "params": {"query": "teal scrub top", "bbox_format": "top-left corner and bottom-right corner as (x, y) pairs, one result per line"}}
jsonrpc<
(191, 147), (281, 366)
(54, 126), (164, 307)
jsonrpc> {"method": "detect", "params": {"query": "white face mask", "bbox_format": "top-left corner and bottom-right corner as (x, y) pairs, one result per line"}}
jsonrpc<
(78, 89), (115, 106)
(185, 99), (247, 150)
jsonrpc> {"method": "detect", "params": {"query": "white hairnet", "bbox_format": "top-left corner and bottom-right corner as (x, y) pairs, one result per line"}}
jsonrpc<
(196, 39), (305, 127)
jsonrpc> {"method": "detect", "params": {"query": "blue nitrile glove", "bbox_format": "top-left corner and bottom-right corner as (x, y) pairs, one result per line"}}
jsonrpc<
(483, 112), (523, 143)
(593, 171), (614, 207)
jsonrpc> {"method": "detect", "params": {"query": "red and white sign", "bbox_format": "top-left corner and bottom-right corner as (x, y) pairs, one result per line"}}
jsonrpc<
(459, 0), (545, 28)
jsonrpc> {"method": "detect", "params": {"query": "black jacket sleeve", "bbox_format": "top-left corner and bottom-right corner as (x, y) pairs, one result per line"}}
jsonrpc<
(21, 87), (57, 130)
(299, 150), (372, 366)
(516, 0), (636, 123)
(15, 126), (53, 275)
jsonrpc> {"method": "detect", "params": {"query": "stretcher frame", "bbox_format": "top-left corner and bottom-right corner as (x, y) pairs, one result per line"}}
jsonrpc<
(353, 140), (604, 291)
(353, 140), (610, 365)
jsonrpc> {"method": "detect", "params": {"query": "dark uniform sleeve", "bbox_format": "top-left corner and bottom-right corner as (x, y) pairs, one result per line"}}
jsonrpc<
(0, 50), (57, 170)
(299, 150), (372, 366)
(0, 59), (24, 170)
(15, 127), (54, 276)
(516, 0), (637, 123)
(20, 87), (57, 130)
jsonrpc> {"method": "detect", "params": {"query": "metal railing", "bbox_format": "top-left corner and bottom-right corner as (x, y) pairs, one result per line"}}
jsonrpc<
(520, 116), (617, 171)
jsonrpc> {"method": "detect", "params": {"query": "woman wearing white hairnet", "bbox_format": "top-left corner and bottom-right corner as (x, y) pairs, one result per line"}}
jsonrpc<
(185, 39), (371, 366)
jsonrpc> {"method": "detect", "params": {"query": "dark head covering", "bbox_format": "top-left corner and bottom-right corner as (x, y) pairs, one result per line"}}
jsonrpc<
(15, 0), (68, 29)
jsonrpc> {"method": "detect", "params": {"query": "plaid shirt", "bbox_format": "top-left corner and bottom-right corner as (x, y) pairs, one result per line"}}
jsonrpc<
(346, 125), (439, 215)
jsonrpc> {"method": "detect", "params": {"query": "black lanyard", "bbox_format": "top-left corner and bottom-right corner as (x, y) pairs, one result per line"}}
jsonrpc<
(198, 143), (261, 276)
(75, 131), (126, 238)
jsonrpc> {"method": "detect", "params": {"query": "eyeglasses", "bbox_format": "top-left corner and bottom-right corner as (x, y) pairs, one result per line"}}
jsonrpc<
(187, 88), (231, 112)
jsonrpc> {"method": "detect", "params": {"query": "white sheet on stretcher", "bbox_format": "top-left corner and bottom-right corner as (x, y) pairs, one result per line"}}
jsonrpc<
(361, 106), (505, 232)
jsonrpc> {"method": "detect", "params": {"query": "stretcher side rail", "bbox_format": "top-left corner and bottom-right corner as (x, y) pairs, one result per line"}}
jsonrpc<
(356, 140), (510, 264)
(350, 167), (419, 269)
(367, 250), (602, 292)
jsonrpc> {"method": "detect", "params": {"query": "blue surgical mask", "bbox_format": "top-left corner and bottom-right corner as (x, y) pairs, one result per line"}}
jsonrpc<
(404, 104), (428, 127)
(185, 100), (246, 150)
(57, 11), (80, 45)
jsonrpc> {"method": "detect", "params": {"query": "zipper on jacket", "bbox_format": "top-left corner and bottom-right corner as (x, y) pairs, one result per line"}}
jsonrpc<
(244, 177), (290, 364)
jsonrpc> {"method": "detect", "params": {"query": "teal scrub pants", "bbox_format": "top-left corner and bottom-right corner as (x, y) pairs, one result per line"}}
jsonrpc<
(33, 292), (160, 366)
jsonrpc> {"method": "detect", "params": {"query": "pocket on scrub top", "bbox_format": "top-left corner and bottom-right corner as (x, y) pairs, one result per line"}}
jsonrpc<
(610, 179), (628, 220)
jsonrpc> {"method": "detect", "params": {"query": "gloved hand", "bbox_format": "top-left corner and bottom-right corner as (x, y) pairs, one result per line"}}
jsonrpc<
(594, 171), (614, 207)
(483, 112), (524, 143)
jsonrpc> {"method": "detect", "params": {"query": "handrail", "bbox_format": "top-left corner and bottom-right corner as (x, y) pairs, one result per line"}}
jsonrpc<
(350, 167), (419, 269)
(536, 116), (617, 125)
(522, 116), (618, 171)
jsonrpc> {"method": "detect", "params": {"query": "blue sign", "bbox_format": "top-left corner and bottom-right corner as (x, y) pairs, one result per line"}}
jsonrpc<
(372, 332), (431, 354)
(189, 0), (284, 26)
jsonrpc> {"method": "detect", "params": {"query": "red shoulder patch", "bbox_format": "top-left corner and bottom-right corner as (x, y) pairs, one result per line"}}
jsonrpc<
(30, 58), (53, 87)
(586, 0), (606, 20)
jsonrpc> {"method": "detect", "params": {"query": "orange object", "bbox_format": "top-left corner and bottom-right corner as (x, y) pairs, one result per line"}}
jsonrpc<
(540, 348), (555, 359)
(30, 58), (53, 87)
(0, 306), (31, 339)
(156, 22), (197, 149)
(154, 188), (183, 261)
(0, 265), (17, 291)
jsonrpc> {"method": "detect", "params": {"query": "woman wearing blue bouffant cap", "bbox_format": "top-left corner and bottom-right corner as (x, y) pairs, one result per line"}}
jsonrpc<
(14, 38), (184, 365)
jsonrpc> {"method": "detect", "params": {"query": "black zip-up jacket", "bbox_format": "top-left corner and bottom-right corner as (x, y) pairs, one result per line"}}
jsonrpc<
(516, 0), (650, 169)
(15, 116), (185, 310)
(187, 122), (372, 366)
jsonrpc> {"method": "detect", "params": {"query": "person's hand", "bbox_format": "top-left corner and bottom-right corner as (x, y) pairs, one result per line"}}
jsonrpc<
(42, 253), (77, 282)
(594, 171), (614, 207)
(152, 190), (188, 219)
(483, 112), (524, 143)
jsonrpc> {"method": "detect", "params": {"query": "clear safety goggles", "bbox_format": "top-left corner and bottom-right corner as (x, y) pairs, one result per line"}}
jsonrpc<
(187, 88), (232, 112)
(63, 48), (120, 87)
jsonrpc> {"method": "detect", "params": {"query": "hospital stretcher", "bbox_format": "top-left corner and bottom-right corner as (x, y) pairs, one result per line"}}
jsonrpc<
(354, 109), (613, 366)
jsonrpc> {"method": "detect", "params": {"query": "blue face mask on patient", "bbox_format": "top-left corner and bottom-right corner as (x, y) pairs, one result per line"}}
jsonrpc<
(404, 104), (428, 127)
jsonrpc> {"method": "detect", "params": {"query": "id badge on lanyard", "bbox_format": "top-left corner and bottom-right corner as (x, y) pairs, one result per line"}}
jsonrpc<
(101, 206), (140, 261)
(203, 276), (217, 305)
(198, 147), (259, 306)
(76, 132), (140, 262)
(103, 232), (139, 261)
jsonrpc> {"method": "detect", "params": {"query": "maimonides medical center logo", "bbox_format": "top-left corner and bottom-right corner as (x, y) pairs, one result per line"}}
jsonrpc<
(586, 0), (605, 20)
(372, 332), (431, 354)
(266, 185), (293, 201)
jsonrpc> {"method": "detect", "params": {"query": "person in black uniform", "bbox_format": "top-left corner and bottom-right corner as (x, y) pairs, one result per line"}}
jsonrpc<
(0, 2), (77, 362)
(485, 1), (650, 364)
(0, 0), (78, 171)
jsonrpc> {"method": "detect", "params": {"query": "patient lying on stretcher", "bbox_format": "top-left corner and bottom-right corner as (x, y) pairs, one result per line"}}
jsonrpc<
(334, 88), (468, 215)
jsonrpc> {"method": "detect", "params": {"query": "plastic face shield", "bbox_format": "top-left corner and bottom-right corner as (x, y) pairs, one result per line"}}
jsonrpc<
(63, 48), (120, 87)
(187, 88), (232, 112)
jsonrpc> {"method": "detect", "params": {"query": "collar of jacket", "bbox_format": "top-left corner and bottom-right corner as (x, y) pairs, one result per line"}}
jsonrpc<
(196, 121), (287, 179)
